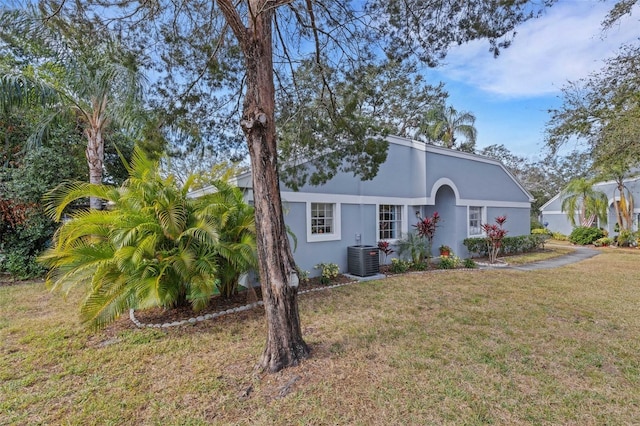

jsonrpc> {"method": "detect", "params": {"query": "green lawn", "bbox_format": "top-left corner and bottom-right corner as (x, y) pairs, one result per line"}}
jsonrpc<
(1, 248), (639, 425)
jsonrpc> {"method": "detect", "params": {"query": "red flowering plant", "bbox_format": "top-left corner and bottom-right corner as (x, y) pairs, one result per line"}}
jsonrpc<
(482, 215), (508, 264)
(377, 240), (394, 264)
(414, 211), (440, 258)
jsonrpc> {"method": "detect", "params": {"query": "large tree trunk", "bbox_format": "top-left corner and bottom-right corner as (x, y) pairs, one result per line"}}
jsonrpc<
(85, 126), (104, 210)
(225, 0), (309, 372)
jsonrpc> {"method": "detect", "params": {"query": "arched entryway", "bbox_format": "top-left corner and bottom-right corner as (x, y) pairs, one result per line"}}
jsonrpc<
(426, 184), (457, 257)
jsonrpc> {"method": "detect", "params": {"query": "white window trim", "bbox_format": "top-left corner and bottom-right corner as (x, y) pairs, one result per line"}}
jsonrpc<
(377, 204), (408, 243)
(468, 206), (486, 238)
(307, 202), (341, 242)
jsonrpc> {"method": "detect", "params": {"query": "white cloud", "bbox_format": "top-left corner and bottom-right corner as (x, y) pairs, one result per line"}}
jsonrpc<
(438, 1), (639, 98)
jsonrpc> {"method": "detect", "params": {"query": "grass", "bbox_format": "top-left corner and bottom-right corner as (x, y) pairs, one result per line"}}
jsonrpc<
(2, 249), (640, 425)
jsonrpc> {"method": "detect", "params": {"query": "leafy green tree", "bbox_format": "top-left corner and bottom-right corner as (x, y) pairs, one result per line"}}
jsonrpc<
(547, 43), (640, 173)
(0, 7), (145, 209)
(560, 177), (608, 228)
(277, 59), (446, 189)
(50, 0), (554, 372)
(422, 104), (477, 152)
(40, 147), (255, 329)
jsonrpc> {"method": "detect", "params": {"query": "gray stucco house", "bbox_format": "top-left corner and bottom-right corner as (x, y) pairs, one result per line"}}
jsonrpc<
(195, 135), (533, 276)
(540, 175), (640, 236)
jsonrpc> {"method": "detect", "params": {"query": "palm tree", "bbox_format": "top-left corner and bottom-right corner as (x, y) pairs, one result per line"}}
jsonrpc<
(199, 179), (258, 298)
(422, 104), (477, 151)
(0, 8), (144, 209)
(598, 165), (636, 233)
(560, 177), (609, 228)
(39, 147), (256, 329)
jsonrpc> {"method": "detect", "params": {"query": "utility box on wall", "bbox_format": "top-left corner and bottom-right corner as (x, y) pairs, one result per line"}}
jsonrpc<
(347, 245), (380, 277)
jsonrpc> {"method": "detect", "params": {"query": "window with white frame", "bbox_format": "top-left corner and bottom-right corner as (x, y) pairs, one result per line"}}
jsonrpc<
(311, 203), (334, 235)
(469, 206), (483, 236)
(307, 202), (340, 242)
(379, 204), (402, 240)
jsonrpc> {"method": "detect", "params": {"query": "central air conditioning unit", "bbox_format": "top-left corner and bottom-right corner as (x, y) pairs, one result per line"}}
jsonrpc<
(347, 245), (380, 277)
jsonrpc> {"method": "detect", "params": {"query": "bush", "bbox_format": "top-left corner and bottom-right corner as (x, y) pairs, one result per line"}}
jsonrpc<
(616, 230), (636, 247)
(464, 234), (548, 257)
(314, 262), (340, 284)
(532, 228), (552, 236)
(389, 258), (411, 274)
(551, 232), (568, 241)
(0, 206), (54, 279)
(438, 256), (460, 269)
(462, 258), (477, 269)
(463, 238), (489, 257)
(594, 237), (614, 247)
(569, 226), (605, 245)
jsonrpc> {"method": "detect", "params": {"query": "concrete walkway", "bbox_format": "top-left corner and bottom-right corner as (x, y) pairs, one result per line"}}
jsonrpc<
(500, 245), (600, 271)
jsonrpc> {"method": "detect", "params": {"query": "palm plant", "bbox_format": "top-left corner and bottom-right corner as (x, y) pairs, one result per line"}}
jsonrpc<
(422, 104), (477, 151)
(39, 147), (256, 329)
(396, 231), (427, 265)
(199, 179), (258, 298)
(0, 7), (144, 209)
(560, 177), (608, 228)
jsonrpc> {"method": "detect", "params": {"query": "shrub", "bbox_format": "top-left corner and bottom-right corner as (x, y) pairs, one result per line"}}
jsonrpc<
(40, 148), (257, 329)
(396, 232), (427, 264)
(438, 256), (461, 269)
(594, 237), (614, 247)
(482, 216), (508, 264)
(377, 240), (394, 264)
(412, 260), (429, 271)
(314, 262), (340, 284)
(462, 258), (477, 269)
(463, 237), (489, 257)
(296, 267), (310, 284)
(465, 235), (550, 257)
(389, 258), (411, 274)
(616, 230), (636, 247)
(551, 232), (568, 241)
(532, 228), (552, 236)
(569, 226), (605, 245)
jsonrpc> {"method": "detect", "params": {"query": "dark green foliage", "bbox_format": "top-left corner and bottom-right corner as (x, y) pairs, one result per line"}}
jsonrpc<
(569, 227), (605, 245)
(464, 234), (550, 257)
(462, 258), (477, 269)
(0, 143), (85, 278)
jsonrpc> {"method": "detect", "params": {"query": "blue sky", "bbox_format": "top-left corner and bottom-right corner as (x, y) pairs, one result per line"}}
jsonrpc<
(426, 0), (639, 160)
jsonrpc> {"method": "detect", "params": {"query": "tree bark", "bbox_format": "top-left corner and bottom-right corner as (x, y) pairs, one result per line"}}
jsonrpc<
(85, 125), (104, 210)
(219, 0), (309, 372)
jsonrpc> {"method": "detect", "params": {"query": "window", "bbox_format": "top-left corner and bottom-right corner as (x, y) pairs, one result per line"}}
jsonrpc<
(311, 203), (334, 234)
(379, 205), (402, 240)
(469, 206), (483, 236)
(307, 202), (340, 242)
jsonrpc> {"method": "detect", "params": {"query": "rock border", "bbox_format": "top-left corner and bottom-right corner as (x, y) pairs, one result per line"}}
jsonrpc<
(129, 281), (354, 328)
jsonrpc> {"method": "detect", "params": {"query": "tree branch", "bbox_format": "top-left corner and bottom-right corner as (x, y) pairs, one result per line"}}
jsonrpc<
(216, 0), (247, 46)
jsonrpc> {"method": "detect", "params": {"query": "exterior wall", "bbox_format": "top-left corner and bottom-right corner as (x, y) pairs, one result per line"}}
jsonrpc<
(218, 135), (532, 276)
(425, 150), (531, 203)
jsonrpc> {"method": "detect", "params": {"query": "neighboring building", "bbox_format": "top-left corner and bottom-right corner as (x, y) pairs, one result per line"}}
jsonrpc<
(194, 135), (533, 277)
(540, 176), (640, 236)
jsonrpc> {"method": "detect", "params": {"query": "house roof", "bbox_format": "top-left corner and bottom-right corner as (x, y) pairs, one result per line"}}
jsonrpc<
(191, 135), (534, 202)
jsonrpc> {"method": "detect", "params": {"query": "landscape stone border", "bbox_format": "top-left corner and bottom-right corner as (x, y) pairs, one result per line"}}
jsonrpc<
(128, 281), (355, 328)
